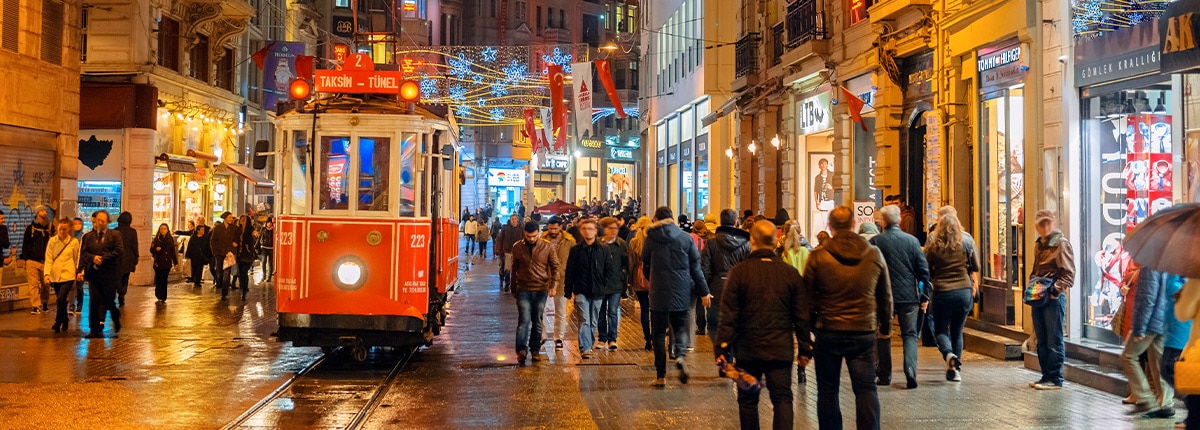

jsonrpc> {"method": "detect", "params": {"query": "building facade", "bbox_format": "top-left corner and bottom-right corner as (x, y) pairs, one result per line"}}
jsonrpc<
(0, 0), (82, 308)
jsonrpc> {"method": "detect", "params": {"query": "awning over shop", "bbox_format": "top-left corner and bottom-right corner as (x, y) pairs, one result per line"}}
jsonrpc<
(1161, 0), (1200, 74)
(221, 162), (275, 194)
(155, 153), (198, 173)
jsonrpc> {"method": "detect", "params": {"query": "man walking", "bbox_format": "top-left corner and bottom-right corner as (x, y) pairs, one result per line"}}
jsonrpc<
(597, 217), (629, 351)
(716, 220), (805, 430)
(495, 214), (524, 292)
(800, 206), (892, 430)
(643, 206), (709, 387)
(870, 205), (931, 389)
(545, 217), (575, 350)
(20, 206), (52, 313)
(114, 211), (139, 307)
(1122, 267), (1176, 417)
(510, 221), (560, 365)
(79, 211), (124, 338)
(210, 212), (239, 299)
(564, 218), (614, 359)
(259, 219), (275, 282)
(463, 215), (478, 255)
(701, 208), (750, 352)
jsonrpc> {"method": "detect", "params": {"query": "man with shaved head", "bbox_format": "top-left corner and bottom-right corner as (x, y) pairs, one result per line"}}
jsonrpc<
(716, 220), (805, 430)
(800, 206), (892, 430)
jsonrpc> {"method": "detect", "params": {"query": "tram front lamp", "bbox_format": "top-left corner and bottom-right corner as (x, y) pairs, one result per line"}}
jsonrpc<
(399, 80), (420, 103)
(332, 255), (367, 290)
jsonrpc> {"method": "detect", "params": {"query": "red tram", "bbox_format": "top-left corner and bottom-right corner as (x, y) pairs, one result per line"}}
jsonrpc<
(272, 86), (461, 357)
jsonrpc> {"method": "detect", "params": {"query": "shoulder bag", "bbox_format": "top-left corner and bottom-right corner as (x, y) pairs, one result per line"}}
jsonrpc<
(1023, 276), (1055, 305)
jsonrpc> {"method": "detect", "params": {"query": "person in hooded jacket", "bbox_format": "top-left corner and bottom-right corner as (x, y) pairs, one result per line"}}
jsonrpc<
(700, 209), (750, 351)
(870, 205), (931, 389)
(1121, 267), (1177, 417)
(235, 215), (257, 300)
(20, 206), (52, 313)
(643, 206), (709, 387)
(186, 225), (212, 288)
(114, 211), (139, 307)
(800, 206), (892, 430)
(564, 218), (616, 359)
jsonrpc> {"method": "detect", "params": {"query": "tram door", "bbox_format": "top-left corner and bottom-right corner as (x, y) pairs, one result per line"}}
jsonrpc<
(427, 130), (459, 295)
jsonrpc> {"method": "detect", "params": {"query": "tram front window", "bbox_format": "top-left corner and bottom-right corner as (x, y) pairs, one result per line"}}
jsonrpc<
(399, 133), (418, 217)
(320, 136), (351, 210)
(358, 137), (390, 211)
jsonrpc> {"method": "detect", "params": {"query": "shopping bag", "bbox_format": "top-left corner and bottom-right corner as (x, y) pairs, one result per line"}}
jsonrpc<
(223, 252), (236, 270)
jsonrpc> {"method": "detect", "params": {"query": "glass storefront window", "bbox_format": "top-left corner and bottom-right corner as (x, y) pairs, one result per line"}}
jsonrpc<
(979, 87), (1025, 287)
(1081, 85), (1173, 339)
(77, 180), (121, 231)
(152, 171), (174, 228)
(320, 136), (351, 210)
(212, 176), (232, 222)
(697, 135), (710, 216)
(683, 144), (694, 218)
(358, 137), (391, 211)
(668, 163), (679, 215)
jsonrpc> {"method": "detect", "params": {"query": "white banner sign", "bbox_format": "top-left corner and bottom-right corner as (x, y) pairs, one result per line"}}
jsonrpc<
(487, 169), (526, 187)
(571, 61), (593, 140)
(539, 108), (554, 152)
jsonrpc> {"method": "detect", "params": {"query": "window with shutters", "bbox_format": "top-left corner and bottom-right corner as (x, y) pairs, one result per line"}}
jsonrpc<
(216, 47), (234, 92)
(41, 0), (63, 65)
(80, 7), (88, 62)
(190, 34), (209, 82)
(157, 17), (180, 71)
(2, 0), (17, 51)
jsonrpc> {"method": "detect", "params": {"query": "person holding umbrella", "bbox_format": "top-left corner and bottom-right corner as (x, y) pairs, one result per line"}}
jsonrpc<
(1028, 210), (1075, 390)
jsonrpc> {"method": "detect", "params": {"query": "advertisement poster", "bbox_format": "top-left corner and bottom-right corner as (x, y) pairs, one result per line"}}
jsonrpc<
(1188, 131), (1200, 203)
(810, 153), (836, 244)
(606, 164), (634, 200)
(263, 42), (306, 109)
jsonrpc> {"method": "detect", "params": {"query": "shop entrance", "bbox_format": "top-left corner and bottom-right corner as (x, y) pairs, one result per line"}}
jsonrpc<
(903, 114), (927, 244)
(977, 86), (1025, 325)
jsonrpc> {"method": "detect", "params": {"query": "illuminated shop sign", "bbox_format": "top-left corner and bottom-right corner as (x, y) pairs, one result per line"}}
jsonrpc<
(977, 46), (1021, 72)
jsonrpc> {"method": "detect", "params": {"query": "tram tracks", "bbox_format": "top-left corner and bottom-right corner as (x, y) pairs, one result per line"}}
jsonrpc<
(223, 346), (416, 430)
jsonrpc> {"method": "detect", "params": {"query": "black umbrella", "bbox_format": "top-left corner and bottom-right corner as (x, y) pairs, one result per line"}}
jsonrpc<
(1124, 203), (1200, 278)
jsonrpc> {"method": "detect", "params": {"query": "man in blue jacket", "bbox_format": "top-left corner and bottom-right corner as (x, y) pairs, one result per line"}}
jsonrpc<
(1124, 267), (1177, 418)
(870, 205), (931, 389)
(642, 206), (709, 387)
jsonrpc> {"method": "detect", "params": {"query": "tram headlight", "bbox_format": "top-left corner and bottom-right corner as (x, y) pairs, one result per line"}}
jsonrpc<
(332, 255), (367, 290)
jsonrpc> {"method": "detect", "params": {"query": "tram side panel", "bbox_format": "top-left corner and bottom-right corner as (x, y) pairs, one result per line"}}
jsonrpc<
(437, 218), (459, 293)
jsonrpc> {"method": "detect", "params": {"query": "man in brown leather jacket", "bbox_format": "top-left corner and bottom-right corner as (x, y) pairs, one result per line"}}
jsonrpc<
(510, 221), (560, 365)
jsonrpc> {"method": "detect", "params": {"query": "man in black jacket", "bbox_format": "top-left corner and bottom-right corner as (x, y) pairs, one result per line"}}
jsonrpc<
(495, 214), (524, 292)
(801, 206), (892, 430)
(21, 205), (52, 313)
(701, 208), (750, 350)
(716, 220), (805, 430)
(564, 218), (615, 359)
(643, 206), (709, 387)
(870, 205), (931, 389)
(79, 210), (124, 338)
(114, 211), (140, 307)
(596, 217), (629, 351)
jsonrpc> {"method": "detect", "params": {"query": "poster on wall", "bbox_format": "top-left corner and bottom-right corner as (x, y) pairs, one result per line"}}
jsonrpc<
(810, 153), (836, 244)
(924, 111), (942, 229)
(1187, 131), (1200, 203)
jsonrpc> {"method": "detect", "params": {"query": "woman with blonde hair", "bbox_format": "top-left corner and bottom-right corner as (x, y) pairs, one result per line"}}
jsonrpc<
(924, 212), (980, 382)
(627, 216), (654, 350)
(781, 222), (810, 275)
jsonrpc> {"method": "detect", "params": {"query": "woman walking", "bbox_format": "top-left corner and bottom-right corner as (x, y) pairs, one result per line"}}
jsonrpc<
(627, 216), (653, 350)
(185, 225), (211, 288)
(235, 215), (257, 300)
(924, 212), (979, 382)
(781, 222), (810, 275)
(475, 218), (491, 260)
(150, 224), (178, 303)
(44, 218), (79, 332)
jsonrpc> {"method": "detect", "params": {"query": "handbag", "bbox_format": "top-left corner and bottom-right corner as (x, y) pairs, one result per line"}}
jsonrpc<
(1111, 302), (1126, 338)
(1023, 276), (1055, 305)
(1175, 344), (1200, 394)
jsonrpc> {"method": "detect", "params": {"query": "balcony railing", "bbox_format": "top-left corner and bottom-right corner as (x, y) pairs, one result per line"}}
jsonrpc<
(771, 22), (784, 66)
(786, 0), (827, 48)
(735, 32), (760, 78)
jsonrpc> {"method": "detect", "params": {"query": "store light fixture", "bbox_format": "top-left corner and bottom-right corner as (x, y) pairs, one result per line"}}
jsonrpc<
(1154, 91), (1167, 114)
(1122, 100), (1136, 116)
(770, 135), (780, 149)
(747, 141), (757, 154)
(725, 148), (734, 159)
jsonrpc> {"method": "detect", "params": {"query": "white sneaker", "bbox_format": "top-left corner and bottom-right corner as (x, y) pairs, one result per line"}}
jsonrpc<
(949, 370), (962, 382)
(945, 353), (960, 381)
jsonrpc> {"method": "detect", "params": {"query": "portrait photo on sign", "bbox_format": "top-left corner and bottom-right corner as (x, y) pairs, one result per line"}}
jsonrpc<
(809, 152), (836, 243)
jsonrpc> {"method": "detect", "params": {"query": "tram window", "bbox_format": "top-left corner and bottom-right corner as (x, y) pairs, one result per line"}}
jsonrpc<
(289, 130), (308, 215)
(320, 136), (351, 210)
(358, 137), (391, 211)
(399, 133), (418, 217)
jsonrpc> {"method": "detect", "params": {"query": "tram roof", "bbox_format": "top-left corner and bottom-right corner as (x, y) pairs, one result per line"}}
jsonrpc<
(278, 95), (447, 121)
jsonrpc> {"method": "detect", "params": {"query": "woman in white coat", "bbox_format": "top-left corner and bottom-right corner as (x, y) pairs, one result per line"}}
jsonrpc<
(44, 218), (80, 332)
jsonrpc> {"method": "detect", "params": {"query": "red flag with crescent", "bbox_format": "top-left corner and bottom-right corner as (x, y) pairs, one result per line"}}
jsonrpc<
(548, 64), (567, 152)
(596, 60), (627, 118)
(840, 86), (868, 131)
(523, 108), (540, 153)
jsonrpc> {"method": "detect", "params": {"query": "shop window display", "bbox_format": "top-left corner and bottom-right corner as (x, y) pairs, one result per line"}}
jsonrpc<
(1080, 87), (1172, 337)
(153, 171), (174, 228)
(979, 87), (1025, 287)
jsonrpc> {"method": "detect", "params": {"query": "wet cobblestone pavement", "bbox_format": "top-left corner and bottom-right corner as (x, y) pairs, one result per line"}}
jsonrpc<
(0, 253), (1186, 429)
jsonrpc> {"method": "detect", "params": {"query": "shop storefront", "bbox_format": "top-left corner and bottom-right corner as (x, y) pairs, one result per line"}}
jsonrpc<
(654, 98), (712, 218)
(488, 167), (527, 218)
(847, 75), (879, 208)
(795, 89), (836, 244)
(1075, 21), (1167, 343)
(900, 52), (935, 238)
(607, 146), (638, 201)
(533, 153), (569, 206)
(1, 126), (60, 297)
(574, 137), (607, 204)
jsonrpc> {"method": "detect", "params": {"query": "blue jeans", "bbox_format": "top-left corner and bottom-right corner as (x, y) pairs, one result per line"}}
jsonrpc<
(814, 331), (880, 430)
(1030, 294), (1066, 385)
(516, 291), (549, 353)
(598, 293), (622, 343)
(878, 303), (921, 383)
(933, 288), (973, 362)
(575, 294), (604, 352)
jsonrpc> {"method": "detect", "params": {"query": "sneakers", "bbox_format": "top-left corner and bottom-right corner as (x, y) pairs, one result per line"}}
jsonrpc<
(945, 353), (961, 381)
(594, 343), (604, 350)
(651, 378), (666, 388)
(581, 351), (593, 359)
(906, 378), (918, 389)
(1144, 408), (1176, 419)
(1127, 403), (1156, 416)
(1030, 380), (1047, 388)
(30, 308), (40, 315)
(608, 341), (618, 351)
(1033, 382), (1062, 390)
(555, 339), (564, 350)
(947, 370), (962, 382)
(676, 358), (690, 384)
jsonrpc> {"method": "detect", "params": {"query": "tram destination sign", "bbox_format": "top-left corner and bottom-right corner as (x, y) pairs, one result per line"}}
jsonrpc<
(315, 70), (404, 94)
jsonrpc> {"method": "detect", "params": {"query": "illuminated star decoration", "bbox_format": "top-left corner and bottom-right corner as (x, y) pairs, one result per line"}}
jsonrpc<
(420, 75), (439, 97)
(477, 98), (487, 107)
(472, 74), (485, 85)
(489, 107), (505, 123)
(541, 47), (574, 74)
(1070, 0), (1164, 39)
(448, 84), (468, 104)
(502, 60), (528, 85)
(491, 80), (509, 97)
(448, 53), (473, 79)
(480, 46), (498, 63)
(455, 104), (472, 119)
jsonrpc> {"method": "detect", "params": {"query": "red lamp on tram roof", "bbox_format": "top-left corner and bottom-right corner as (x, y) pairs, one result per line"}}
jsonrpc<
(399, 80), (420, 103)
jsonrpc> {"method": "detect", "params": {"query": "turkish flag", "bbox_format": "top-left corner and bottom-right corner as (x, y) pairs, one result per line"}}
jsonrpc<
(557, 107), (569, 152)
(595, 60), (627, 118)
(251, 41), (278, 70)
(841, 87), (868, 131)
(524, 108), (540, 153)
(295, 55), (315, 80)
(548, 65), (567, 152)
